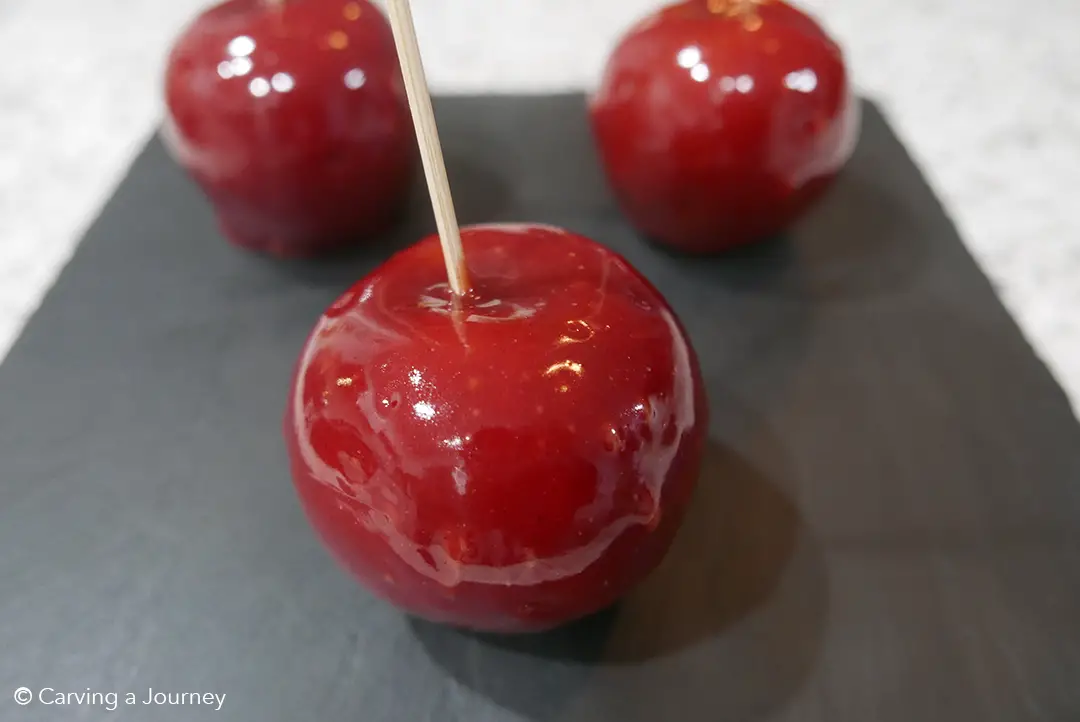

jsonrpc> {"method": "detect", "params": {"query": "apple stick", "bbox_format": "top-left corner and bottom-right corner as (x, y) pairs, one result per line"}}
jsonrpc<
(386, 0), (470, 297)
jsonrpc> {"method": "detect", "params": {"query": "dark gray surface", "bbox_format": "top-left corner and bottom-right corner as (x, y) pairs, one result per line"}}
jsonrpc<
(1, 94), (1078, 722)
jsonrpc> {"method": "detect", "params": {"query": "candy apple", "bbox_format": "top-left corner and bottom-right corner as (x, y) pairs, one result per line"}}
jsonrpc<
(163, 0), (415, 257)
(589, 0), (860, 254)
(284, 224), (708, 632)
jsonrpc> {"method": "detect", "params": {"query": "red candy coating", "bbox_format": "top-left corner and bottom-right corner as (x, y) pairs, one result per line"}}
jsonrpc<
(284, 224), (708, 632)
(163, 0), (415, 257)
(589, 0), (860, 253)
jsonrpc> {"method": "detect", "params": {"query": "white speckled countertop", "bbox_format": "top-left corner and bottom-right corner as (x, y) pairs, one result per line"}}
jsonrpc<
(2, 0), (1078, 412)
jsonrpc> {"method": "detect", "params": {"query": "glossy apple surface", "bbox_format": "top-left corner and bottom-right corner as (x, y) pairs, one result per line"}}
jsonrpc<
(589, 0), (860, 254)
(163, 0), (415, 257)
(284, 224), (708, 632)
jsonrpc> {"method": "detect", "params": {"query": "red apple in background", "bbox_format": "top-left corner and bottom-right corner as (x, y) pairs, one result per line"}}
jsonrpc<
(589, 0), (860, 254)
(163, 0), (415, 257)
(284, 224), (708, 632)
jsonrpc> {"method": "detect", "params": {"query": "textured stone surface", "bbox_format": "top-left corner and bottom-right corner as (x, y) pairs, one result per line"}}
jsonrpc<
(1, 0), (1078, 412)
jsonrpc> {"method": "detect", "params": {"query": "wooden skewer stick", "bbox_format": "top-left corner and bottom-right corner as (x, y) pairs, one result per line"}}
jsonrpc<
(386, 0), (470, 297)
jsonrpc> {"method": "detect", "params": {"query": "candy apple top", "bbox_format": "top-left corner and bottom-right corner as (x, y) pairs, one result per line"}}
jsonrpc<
(163, 0), (410, 186)
(589, 0), (859, 251)
(284, 224), (707, 628)
(593, 0), (856, 184)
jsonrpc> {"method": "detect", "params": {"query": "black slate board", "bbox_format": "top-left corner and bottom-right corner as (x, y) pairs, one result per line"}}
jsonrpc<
(1, 94), (1079, 722)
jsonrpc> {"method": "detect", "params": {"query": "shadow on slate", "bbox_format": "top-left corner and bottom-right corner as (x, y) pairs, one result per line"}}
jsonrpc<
(0, 94), (1078, 722)
(411, 419), (827, 722)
